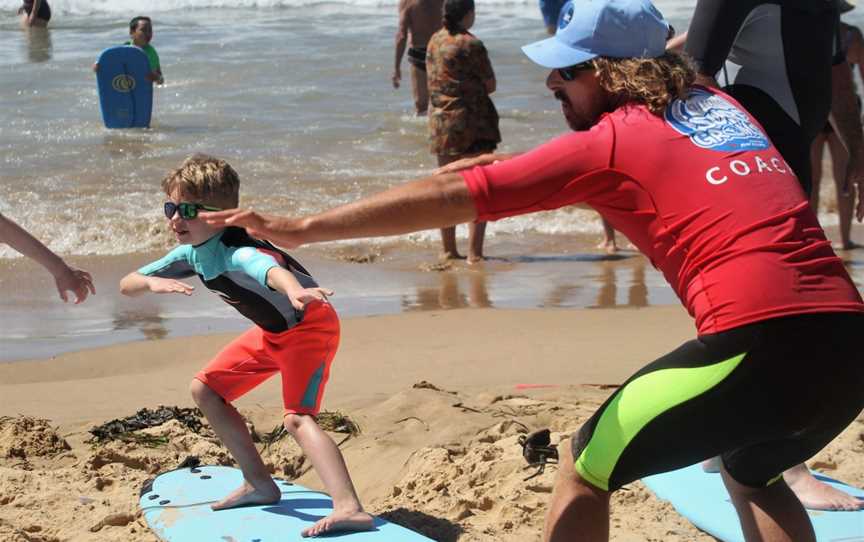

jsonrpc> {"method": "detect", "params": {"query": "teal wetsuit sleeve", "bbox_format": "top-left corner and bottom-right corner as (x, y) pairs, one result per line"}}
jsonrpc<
(138, 245), (195, 278)
(228, 246), (280, 287)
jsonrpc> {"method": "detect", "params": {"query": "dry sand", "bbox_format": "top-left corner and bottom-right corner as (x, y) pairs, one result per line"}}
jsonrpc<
(1, 307), (862, 541)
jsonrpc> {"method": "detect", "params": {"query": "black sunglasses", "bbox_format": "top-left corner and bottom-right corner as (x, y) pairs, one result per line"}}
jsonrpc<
(557, 61), (594, 82)
(164, 201), (222, 220)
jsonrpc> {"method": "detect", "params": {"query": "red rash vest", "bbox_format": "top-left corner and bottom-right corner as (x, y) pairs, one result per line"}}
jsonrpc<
(461, 86), (864, 334)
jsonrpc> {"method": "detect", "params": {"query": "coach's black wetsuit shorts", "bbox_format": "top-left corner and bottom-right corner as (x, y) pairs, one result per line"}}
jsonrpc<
(572, 312), (864, 491)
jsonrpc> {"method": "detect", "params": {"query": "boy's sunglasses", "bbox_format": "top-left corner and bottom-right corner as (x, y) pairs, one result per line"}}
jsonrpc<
(557, 61), (594, 82)
(164, 202), (222, 220)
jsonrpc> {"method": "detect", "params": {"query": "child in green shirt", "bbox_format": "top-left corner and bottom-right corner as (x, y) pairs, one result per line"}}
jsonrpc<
(93, 15), (164, 85)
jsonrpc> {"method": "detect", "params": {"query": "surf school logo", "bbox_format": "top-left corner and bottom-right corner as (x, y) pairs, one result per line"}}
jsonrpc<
(665, 88), (770, 152)
(111, 74), (136, 93)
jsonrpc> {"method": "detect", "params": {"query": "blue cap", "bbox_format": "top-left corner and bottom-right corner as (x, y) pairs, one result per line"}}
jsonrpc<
(522, 0), (669, 69)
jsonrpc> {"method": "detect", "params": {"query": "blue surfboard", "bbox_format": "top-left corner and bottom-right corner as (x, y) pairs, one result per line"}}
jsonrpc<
(96, 46), (153, 129)
(643, 464), (864, 541)
(139, 465), (434, 541)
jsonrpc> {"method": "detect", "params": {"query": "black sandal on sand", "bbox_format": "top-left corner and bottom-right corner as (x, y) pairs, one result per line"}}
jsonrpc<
(519, 428), (559, 481)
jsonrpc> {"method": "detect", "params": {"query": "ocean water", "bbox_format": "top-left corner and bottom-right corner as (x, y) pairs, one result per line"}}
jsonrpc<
(1, 0), (863, 360)
(0, 0), (706, 258)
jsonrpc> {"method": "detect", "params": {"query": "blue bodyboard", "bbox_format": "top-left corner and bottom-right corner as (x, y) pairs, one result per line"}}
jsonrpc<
(643, 464), (864, 541)
(139, 465), (434, 541)
(96, 46), (153, 128)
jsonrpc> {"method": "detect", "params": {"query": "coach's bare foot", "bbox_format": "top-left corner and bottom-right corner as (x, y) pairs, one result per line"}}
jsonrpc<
(301, 509), (375, 537)
(784, 464), (864, 511)
(211, 480), (280, 511)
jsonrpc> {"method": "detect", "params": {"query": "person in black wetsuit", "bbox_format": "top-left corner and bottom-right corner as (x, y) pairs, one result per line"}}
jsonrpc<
(685, 0), (864, 200)
(18, 0), (50, 27)
(685, 0), (864, 512)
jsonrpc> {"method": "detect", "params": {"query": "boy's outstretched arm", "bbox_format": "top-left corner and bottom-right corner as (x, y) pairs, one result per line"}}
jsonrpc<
(266, 267), (333, 310)
(120, 271), (194, 297)
(0, 213), (95, 303)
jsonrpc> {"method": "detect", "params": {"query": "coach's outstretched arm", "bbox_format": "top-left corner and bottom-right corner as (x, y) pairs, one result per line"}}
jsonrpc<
(202, 173), (477, 248)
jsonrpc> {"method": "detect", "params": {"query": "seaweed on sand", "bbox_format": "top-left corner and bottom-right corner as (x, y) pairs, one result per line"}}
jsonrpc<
(88, 406), (204, 445)
(262, 410), (361, 449)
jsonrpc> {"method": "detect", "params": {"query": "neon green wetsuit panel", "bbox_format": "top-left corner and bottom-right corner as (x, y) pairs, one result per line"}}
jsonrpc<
(574, 353), (746, 491)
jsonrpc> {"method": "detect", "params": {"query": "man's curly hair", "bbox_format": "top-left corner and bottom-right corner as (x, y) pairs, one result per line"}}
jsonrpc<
(591, 52), (696, 116)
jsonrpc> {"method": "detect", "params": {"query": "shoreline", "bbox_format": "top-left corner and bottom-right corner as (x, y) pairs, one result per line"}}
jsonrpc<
(0, 232), (680, 362)
(2, 220), (862, 363)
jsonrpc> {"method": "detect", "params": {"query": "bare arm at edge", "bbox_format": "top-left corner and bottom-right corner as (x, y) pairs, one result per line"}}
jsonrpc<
(0, 213), (95, 303)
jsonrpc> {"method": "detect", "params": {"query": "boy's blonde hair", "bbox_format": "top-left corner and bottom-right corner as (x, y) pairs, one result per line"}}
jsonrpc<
(161, 154), (240, 209)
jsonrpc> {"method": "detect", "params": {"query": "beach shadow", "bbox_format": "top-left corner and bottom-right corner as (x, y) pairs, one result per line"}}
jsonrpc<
(262, 498), (343, 522)
(262, 499), (386, 536)
(379, 507), (463, 541)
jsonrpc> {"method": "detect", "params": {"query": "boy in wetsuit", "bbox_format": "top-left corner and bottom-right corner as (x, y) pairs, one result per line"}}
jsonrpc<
(119, 155), (373, 538)
(93, 16), (164, 85)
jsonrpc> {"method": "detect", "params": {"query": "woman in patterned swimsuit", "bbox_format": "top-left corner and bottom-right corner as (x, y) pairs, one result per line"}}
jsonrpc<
(426, 0), (501, 263)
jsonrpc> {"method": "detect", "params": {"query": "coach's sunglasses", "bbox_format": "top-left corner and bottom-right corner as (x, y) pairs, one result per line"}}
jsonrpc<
(164, 202), (222, 220)
(557, 61), (595, 81)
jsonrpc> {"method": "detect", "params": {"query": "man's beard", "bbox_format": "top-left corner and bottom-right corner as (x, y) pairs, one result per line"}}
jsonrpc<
(555, 90), (590, 131)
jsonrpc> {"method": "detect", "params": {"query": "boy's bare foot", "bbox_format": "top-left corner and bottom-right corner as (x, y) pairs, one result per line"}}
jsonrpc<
(301, 509), (375, 538)
(467, 254), (485, 264)
(784, 464), (864, 511)
(211, 480), (280, 511)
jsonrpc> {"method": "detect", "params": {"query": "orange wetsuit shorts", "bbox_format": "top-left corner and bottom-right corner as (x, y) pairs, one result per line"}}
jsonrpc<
(195, 301), (339, 415)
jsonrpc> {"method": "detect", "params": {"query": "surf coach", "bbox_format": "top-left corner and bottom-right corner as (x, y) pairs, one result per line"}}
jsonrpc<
(204, 0), (864, 540)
